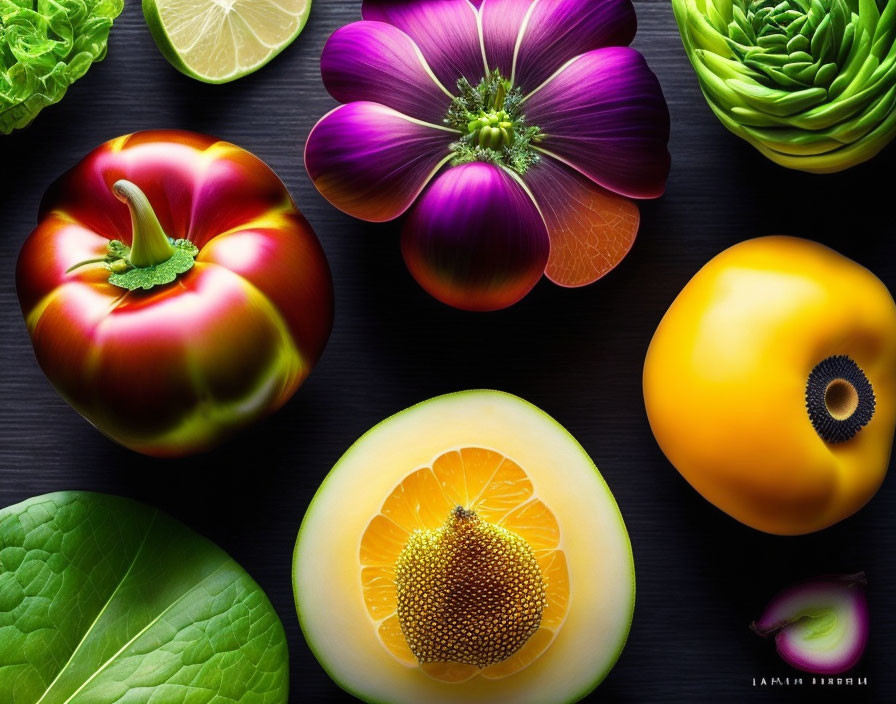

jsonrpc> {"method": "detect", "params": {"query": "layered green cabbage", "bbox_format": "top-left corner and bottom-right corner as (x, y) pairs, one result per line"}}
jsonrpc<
(0, 0), (122, 134)
(673, 0), (896, 172)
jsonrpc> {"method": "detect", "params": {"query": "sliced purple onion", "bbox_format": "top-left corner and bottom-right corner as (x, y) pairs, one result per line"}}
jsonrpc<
(321, 21), (451, 125)
(522, 155), (639, 287)
(480, 0), (534, 78)
(304, 102), (452, 222)
(751, 573), (868, 675)
(361, 0), (485, 89)
(513, 0), (636, 92)
(524, 47), (671, 200)
(401, 162), (549, 311)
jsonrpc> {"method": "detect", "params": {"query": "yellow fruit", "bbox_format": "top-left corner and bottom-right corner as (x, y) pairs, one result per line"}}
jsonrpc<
(644, 236), (896, 534)
(293, 390), (633, 703)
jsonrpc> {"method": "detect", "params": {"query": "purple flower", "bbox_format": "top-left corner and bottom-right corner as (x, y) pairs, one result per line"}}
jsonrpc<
(306, 0), (670, 310)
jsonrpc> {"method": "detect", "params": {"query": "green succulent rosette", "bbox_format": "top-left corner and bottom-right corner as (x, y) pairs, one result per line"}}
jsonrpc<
(0, 0), (123, 134)
(673, 0), (896, 172)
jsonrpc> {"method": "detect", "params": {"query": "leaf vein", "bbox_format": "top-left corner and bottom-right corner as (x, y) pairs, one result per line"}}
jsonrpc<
(59, 559), (233, 704)
(34, 510), (159, 704)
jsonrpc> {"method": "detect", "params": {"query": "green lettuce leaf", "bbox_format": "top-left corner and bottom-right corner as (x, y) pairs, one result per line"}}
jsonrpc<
(0, 491), (290, 703)
(0, 0), (123, 133)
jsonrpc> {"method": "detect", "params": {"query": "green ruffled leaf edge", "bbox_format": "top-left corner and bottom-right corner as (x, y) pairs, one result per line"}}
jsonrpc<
(0, 0), (124, 134)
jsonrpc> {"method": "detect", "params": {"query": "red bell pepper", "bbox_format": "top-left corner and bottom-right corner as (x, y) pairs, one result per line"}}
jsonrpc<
(16, 130), (333, 457)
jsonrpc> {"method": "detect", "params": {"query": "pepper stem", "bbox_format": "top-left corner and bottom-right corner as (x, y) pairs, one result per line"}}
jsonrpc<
(112, 180), (174, 268)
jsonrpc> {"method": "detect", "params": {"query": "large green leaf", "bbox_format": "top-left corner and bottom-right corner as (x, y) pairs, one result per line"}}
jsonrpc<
(0, 492), (289, 703)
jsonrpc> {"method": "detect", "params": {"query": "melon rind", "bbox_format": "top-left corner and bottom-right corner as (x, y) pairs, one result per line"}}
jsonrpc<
(293, 390), (634, 704)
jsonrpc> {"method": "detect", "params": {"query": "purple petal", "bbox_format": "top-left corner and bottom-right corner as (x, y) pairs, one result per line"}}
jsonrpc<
(305, 102), (454, 222)
(362, 0), (486, 90)
(524, 155), (639, 287)
(480, 0), (531, 78)
(753, 574), (868, 675)
(524, 47), (670, 199)
(401, 162), (549, 311)
(514, 0), (636, 92)
(321, 21), (452, 124)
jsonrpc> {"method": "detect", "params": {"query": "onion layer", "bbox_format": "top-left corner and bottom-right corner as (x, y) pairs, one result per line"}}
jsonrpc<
(401, 163), (549, 312)
(751, 573), (869, 674)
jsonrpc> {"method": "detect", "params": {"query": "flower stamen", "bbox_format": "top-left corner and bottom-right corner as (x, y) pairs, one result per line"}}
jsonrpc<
(468, 111), (516, 148)
(445, 70), (540, 174)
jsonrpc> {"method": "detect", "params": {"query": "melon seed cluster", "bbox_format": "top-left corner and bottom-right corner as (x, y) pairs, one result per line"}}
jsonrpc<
(395, 506), (546, 668)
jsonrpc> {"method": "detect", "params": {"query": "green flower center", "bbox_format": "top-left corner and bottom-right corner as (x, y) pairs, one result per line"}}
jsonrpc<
(729, 0), (857, 90)
(467, 109), (516, 148)
(445, 70), (541, 174)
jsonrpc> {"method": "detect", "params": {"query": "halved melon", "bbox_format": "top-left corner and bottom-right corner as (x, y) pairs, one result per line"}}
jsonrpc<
(293, 390), (634, 704)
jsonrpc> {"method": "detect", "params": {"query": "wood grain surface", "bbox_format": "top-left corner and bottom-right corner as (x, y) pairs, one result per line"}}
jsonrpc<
(0, 1), (893, 702)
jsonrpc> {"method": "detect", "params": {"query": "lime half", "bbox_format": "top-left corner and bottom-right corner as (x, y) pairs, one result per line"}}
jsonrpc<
(143, 0), (311, 83)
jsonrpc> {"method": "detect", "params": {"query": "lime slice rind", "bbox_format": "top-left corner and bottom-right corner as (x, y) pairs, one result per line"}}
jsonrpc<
(143, 0), (311, 83)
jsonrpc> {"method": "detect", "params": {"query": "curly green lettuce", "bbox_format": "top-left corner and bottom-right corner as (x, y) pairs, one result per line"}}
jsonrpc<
(0, 0), (123, 134)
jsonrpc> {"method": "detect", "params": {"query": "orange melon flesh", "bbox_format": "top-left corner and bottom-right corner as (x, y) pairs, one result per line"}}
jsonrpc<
(294, 391), (634, 704)
(360, 447), (566, 680)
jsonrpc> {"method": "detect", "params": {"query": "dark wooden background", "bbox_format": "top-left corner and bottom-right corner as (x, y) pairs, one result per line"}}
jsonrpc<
(1, 1), (893, 702)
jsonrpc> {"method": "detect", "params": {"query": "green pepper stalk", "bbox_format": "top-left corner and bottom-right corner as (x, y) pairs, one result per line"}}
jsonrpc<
(113, 180), (175, 267)
(67, 180), (200, 291)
